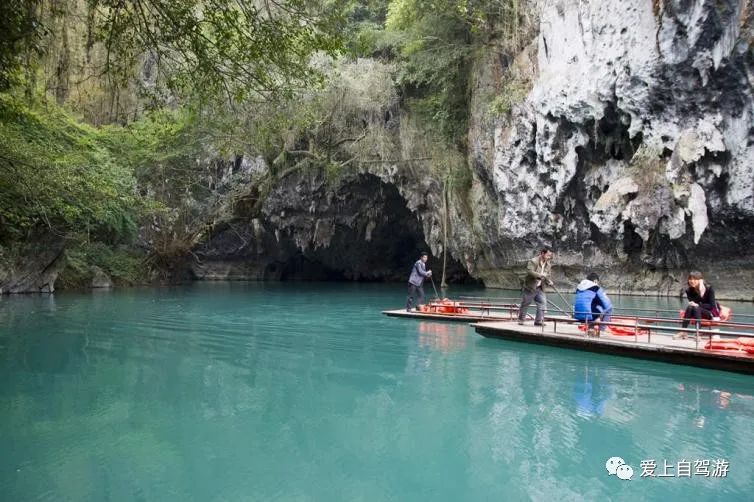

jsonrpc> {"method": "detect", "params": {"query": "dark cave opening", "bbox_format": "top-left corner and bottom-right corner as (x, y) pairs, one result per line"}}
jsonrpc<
(273, 175), (476, 284)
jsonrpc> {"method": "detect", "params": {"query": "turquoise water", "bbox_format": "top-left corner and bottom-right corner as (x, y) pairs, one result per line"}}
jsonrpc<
(1, 282), (753, 501)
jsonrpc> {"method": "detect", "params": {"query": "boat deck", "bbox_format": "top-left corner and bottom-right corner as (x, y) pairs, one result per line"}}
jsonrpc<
(472, 318), (754, 375)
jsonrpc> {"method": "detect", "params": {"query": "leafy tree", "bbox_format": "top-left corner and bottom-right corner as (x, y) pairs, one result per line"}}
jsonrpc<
(92, 0), (347, 102)
(0, 93), (141, 243)
(384, 0), (533, 144)
(384, 0), (475, 145)
(0, 0), (45, 91)
(0, 1), (348, 104)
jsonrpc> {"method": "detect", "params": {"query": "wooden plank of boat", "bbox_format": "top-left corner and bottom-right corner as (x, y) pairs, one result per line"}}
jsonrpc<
(382, 309), (517, 323)
(472, 320), (754, 375)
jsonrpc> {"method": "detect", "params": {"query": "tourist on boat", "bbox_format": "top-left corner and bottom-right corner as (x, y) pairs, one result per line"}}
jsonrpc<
(406, 252), (432, 312)
(573, 272), (613, 336)
(674, 271), (719, 339)
(517, 247), (554, 326)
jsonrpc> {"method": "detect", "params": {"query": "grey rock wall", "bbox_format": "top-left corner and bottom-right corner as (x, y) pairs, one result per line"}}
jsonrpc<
(461, 0), (754, 296)
(0, 240), (65, 294)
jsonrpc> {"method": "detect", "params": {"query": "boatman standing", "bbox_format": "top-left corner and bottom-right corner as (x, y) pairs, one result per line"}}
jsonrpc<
(517, 247), (554, 326)
(406, 252), (432, 312)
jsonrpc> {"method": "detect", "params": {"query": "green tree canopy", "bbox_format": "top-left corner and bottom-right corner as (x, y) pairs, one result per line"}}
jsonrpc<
(0, 0), (347, 102)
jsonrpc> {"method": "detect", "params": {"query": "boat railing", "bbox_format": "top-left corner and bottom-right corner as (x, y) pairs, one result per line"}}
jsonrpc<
(454, 295), (754, 320)
(544, 313), (754, 351)
(430, 299), (754, 331)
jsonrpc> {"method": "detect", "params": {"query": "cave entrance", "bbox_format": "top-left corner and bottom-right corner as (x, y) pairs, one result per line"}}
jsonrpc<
(275, 175), (474, 283)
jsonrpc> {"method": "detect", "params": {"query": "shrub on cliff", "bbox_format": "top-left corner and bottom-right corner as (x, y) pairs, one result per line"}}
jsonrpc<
(0, 92), (141, 244)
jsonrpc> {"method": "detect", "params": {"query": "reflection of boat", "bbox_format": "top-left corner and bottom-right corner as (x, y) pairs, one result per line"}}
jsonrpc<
(676, 382), (754, 424)
(417, 322), (468, 353)
(573, 366), (613, 418)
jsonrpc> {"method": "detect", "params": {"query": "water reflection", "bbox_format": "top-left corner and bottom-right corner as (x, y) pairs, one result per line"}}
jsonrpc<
(1, 284), (753, 501)
(676, 382), (754, 428)
(417, 322), (468, 353)
(573, 365), (614, 418)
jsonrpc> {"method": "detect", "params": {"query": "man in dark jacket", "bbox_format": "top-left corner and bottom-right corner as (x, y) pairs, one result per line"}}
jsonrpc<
(573, 272), (613, 336)
(406, 252), (432, 312)
(517, 248), (554, 326)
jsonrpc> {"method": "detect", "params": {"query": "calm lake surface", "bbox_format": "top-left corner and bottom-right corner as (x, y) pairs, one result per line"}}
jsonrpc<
(1, 282), (753, 501)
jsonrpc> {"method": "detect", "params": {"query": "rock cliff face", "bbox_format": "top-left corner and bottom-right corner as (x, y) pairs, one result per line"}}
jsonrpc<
(461, 0), (754, 296)
(192, 165), (473, 284)
(0, 239), (65, 294)
(12, 0), (750, 296)
(189, 0), (754, 298)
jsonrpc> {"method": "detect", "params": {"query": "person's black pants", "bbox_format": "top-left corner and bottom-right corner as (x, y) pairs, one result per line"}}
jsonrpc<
(681, 305), (713, 328)
(406, 284), (425, 311)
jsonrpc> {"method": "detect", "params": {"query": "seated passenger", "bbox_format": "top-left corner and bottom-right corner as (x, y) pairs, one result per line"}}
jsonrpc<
(674, 271), (719, 340)
(573, 273), (613, 337)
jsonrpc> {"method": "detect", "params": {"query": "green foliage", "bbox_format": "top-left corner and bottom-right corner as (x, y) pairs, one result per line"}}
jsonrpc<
(0, 0), (539, 288)
(247, 57), (399, 178)
(341, 0), (394, 56)
(383, 0), (534, 143)
(397, 112), (470, 200)
(100, 108), (207, 198)
(0, 92), (141, 243)
(89, 0), (347, 102)
(388, 0), (531, 46)
(385, 0), (473, 144)
(0, 0), (44, 91)
(489, 71), (532, 117)
(2, 1), (347, 109)
(59, 241), (146, 289)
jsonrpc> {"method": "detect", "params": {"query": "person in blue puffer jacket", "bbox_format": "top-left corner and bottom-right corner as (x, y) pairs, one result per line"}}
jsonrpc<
(573, 272), (613, 336)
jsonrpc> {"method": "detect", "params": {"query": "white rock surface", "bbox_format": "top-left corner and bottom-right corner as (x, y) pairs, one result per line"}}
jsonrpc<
(488, 0), (753, 253)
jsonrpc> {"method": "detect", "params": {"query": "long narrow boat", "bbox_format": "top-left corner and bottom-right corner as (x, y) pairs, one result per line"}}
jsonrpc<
(383, 298), (528, 322)
(384, 298), (754, 373)
(382, 308), (523, 323)
(473, 317), (754, 375)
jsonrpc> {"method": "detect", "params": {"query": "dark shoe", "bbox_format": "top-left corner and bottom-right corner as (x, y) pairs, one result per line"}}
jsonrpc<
(534, 322), (547, 327)
(517, 320), (525, 325)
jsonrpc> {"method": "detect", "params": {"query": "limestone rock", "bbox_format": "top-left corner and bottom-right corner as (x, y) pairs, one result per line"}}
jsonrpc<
(0, 240), (65, 294)
(90, 266), (113, 289)
(187, 0), (754, 297)
(467, 0), (754, 290)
